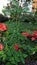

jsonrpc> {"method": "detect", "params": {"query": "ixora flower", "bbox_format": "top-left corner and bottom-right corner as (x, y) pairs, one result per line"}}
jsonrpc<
(33, 31), (37, 33)
(21, 32), (30, 37)
(31, 37), (36, 41)
(0, 43), (4, 51)
(0, 23), (7, 31)
(31, 31), (37, 38)
(14, 44), (19, 51)
(33, 31), (37, 38)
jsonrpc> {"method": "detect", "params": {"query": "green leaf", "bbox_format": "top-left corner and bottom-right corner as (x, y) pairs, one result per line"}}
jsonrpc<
(23, 54), (28, 58)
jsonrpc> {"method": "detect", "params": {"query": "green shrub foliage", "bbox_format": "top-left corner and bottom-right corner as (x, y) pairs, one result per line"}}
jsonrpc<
(0, 0), (37, 65)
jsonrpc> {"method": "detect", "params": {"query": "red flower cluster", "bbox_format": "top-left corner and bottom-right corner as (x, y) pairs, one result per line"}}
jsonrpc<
(21, 31), (37, 41)
(21, 32), (30, 37)
(14, 44), (19, 51)
(0, 23), (7, 31)
(31, 31), (37, 41)
(0, 43), (4, 51)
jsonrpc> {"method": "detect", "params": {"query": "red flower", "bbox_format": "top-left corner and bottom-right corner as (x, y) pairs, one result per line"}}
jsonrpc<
(31, 37), (36, 41)
(33, 31), (37, 38)
(33, 31), (37, 33)
(0, 23), (7, 31)
(21, 32), (30, 37)
(0, 43), (4, 51)
(31, 34), (35, 37)
(14, 44), (19, 51)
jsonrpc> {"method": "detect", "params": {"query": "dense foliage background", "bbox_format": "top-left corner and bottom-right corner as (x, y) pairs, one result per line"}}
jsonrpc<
(0, 0), (37, 65)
